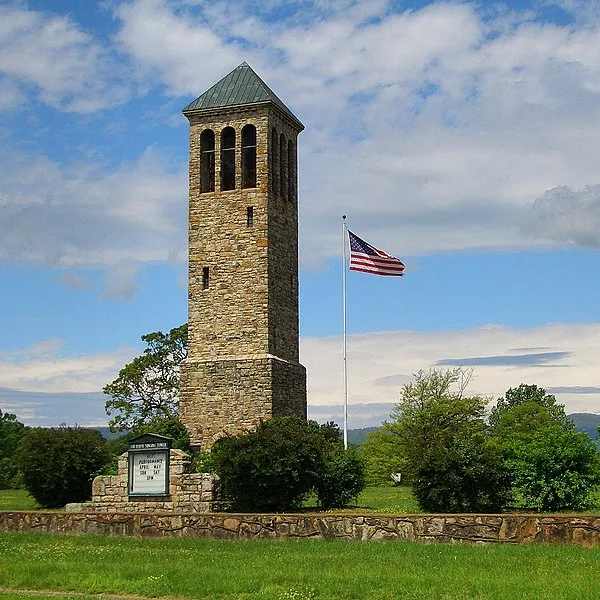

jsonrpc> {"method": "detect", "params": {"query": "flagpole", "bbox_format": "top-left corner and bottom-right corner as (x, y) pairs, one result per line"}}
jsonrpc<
(342, 215), (348, 450)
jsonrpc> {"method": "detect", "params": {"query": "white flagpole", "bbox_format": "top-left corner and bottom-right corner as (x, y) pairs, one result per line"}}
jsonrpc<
(342, 215), (348, 450)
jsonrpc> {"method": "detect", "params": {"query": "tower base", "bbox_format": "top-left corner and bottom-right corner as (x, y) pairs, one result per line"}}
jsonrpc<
(180, 356), (307, 450)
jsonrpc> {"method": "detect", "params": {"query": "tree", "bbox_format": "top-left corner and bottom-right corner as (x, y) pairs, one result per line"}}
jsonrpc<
(359, 428), (409, 486)
(104, 324), (187, 431)
(385, 368), (511, 513)
(16, 426), (112, 508)
(489, 384), (573, 439)
(0, 410), (28, 489)
(211, 418), (365, 512)
(490, 384), (600, 511)
(507, 428), (599, 511)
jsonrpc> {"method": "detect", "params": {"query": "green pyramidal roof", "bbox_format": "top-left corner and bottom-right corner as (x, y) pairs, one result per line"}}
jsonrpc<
(182, 62), (303, 128)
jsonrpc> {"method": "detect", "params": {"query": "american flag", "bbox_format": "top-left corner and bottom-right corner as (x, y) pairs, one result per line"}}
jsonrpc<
(348, 230), (405, 276)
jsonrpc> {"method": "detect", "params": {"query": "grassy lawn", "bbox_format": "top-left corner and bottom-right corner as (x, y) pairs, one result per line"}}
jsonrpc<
(0, 532), (599, 600)
(3, 485), (600, 514)
(0, 490), (40, 511)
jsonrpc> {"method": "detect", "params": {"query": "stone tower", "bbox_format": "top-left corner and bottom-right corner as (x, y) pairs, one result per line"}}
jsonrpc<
(179, 62), (307, 450)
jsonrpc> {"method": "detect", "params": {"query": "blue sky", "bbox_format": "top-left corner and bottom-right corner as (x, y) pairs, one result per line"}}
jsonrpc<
(2, 0), (600, 428)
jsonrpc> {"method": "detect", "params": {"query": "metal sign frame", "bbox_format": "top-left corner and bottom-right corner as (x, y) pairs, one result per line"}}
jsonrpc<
(127, 433), (172, 497)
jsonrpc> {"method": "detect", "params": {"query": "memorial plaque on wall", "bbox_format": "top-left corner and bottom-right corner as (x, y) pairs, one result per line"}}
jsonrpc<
(127, 433), (172, 497)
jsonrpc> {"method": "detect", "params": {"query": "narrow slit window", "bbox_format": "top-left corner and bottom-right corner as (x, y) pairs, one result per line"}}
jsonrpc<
(279, 133), (287, 201)
(247, 206), (254, 227)
(200, 129), (215, 193)
(287, 139), (294, 202)
(242, 124), (257, 189)
(271, 127), (279, 196)
(220, 127), (236, 191)
(202, 267), (209, 290)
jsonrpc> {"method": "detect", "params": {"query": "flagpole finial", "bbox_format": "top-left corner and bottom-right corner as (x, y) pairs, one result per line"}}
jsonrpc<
(342, 214), (346, 220)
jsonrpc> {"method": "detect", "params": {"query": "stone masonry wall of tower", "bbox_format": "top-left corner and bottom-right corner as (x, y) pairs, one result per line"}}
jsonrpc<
(179, 76), (307, 450)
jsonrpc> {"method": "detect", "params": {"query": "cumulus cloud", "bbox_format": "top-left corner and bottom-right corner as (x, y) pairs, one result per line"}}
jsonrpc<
(108, 0), (600, 260)
(0, 5), (129, 112)
(0, 146), (187, 268)
(527, 184), (600, 247)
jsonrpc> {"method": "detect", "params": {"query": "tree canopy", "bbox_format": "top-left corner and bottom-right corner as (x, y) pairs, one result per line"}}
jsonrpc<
(0, 410), (28, 489)
(489, 384), (599, 511)
(383, 368), (511, 513)
(104, 324), (187, 431)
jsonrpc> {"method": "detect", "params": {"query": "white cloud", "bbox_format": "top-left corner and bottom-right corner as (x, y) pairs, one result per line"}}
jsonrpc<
(59, 272), (93, 292)
(101, 259), (140, 300)
(108, 0), (600, 261)
(3, 323), (599, 427)
(0, 5), (129, 112)
(301, 323), (600, 427)
(0, 341), (137, 395)
(527, 184), (600, 247)
(0, 146), (187, 268)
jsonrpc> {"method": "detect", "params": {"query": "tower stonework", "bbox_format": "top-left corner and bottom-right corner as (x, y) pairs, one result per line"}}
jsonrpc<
(179, 63), (307, 450)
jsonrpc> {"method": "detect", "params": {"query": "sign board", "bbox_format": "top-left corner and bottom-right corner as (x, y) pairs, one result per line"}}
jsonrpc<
(127, 433), (172, 497)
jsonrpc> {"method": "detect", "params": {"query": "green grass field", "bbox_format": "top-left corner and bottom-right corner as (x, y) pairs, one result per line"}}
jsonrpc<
(0, 487), (421, 514)
(1, 532), (599, 600)
(3, 485), (600, 515)
(0, 490), (40, 511)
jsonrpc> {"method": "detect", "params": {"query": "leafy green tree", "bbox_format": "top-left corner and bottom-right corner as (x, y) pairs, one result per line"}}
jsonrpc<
(0, 410), (28, 489)
(490, 384), (599, 511)
(386, 368), (511, 513)
(359, 428), (409, 486)
(104, 324), (187, 431)
(506, 428), (599, 511)
(212, 418), (365, 512)
(489, 384), (573, 440)
(16, 426), (112, 508)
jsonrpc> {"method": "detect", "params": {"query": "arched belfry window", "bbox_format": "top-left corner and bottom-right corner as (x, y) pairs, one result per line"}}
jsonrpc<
(279, 132), (287, 201)
(220, 127), (236, 191)
(271, 127), (279, 196)
(200, 129), (215, 193)
(287, 139), (295, 202)
(242, 124), (257, 189)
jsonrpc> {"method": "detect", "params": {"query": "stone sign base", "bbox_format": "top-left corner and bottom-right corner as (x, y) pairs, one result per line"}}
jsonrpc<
(66, 449), (221, 514)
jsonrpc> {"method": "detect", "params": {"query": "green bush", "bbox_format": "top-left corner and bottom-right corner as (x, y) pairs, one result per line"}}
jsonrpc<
(507, 429), (600, 511)
(16, 426), (112, 508)
(412, 437), (512, 513)
(314, 444), (364, 508)
(212, 418), (365, 512)
(0, 411), (28, 489)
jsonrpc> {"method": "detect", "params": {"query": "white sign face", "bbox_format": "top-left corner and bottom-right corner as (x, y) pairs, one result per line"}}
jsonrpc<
(130, 450), (168, 495)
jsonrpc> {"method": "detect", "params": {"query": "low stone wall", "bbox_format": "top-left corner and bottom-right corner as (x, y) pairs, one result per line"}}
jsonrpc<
(2, 512), (600, 547)
(65, 450), (221, 513)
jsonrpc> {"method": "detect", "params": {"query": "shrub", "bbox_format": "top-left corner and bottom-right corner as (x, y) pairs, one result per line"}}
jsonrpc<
(212, 418), (365, 512)
(412, 436), (512, 513)
(17, 426), (112, 508)
(507, 429), (600, 512)
(314, 444), (364, 508)
(0, 411), (28, 489)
